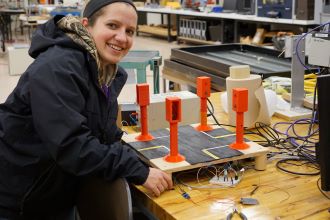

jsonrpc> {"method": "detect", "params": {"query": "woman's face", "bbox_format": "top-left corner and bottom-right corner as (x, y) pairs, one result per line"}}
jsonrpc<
(84, 3), (137, 65)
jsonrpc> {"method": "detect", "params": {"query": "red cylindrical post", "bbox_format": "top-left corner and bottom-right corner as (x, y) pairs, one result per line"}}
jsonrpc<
(195, 77), (213, 131)
(200, 98), (212, 127)
(164, 97), (185, 163)
(235, 112), (244, 144)
(169, 122), (178, 157)
(230, 88), (249, 150)
(139, 105), (149, 136)
(135, 84), (154, 141)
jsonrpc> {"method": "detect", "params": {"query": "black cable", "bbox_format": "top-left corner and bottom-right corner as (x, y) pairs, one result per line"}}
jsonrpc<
(205, 97), (319, 171)
(247, 122), (285, 148)
(276, 158), (320, 176)
(206, 98), (214, 117)
(206, 99), (288, 148)
(206, 98), (236, 129)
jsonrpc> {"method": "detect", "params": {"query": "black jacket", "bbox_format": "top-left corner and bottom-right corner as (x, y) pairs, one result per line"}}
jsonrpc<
(0, 16), (149, 219)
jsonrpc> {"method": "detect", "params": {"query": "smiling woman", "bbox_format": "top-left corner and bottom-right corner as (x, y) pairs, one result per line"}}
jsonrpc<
(0, 0), (172, 219)
(82, 2), (138, 65)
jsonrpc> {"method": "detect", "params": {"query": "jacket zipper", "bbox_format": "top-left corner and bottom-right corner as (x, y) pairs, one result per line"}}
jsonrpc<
(20, 163), (56, 216)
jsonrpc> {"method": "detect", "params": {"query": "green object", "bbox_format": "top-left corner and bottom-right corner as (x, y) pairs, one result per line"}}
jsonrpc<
(119, 50), (162, 94)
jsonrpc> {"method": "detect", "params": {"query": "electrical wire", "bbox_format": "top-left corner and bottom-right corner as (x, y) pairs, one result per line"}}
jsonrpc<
(175, 163), (246, 190)
(206, 98), (292, 150)
(249, 122), (285, 147)
(250, 184), (291, 203)
(206, 95), (320, 176)
(244, 119), (320, 176)
(173, 176), (198, 204)
(120, 120), (129, 134)
(129, 112), (138, 126)
(295, 22), (330, 71)
(196, 165), (218, 184)
(276, 158), (319, 176)
(206, 97), (238, 129)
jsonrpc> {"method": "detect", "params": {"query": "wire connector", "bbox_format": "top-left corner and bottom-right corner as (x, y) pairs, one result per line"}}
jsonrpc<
(182, 192), (191, 200)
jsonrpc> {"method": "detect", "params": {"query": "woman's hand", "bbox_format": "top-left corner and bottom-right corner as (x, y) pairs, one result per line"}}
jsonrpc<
(142, 168), (173, 197)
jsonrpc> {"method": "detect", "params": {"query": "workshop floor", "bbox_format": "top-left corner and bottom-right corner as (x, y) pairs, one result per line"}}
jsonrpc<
(0, 31), (186, 103)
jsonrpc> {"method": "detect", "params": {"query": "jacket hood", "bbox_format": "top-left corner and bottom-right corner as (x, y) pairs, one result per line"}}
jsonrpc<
(29, 15), (83, 59)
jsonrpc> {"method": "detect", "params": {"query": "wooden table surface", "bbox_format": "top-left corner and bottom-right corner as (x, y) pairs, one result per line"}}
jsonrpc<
(126, 92), (330, 220)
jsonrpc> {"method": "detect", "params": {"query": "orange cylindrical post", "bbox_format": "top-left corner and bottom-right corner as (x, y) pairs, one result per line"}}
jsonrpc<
(235, 112), (244, 144)
(169, 122), (179, 157)
(164, 97), (185, 163)
(195, 76), (213, 131)
(135, 84), (154, 141)
(230, 88), (249, 150)
(139, 105), (149, 136)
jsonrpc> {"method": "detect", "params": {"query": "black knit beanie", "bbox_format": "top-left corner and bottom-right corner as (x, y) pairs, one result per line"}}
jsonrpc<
(83, 0), (137, 18)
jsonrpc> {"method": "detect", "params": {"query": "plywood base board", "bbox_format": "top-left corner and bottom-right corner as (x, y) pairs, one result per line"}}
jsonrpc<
(274, 107), (313, 121)
(282, 93), (316, 109)
(123, 125), (268, 173)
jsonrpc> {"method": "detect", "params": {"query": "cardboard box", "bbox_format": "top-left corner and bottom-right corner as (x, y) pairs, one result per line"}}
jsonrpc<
(138, 91), (200, 131)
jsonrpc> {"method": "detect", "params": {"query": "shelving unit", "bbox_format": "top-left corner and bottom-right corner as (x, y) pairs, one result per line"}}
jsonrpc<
(136, 7), (319, 44)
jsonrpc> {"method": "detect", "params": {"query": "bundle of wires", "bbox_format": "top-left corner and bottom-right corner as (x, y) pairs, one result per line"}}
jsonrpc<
(174, 162), (247, 190)
(206, 96), (319, 176)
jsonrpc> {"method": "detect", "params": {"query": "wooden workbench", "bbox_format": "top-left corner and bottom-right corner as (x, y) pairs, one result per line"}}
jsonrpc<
(126, 92), (329, 220)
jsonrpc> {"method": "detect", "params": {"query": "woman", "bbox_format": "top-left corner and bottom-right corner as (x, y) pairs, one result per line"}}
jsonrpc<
(0, 0), (172, 219)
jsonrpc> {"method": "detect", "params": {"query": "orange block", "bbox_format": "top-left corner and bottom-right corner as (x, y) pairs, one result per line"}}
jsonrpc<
(136, 83), (150, 106)
(166, 97), (181, 123)
(197, 77), (211, 98)
(230, 88), (249, 150)
(164, 96), (185, 163)
(232, 88), (248, 112)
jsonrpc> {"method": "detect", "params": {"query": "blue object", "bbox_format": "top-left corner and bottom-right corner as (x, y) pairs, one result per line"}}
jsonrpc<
(181, 192), (191, 199)
(257, 0), (293, 19)
(212, 6), (223, 13)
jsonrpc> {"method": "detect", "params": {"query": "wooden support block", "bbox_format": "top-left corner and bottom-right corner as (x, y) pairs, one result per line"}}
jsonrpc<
(282, 93), (315, 109)
(229, 65), (250, 79)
